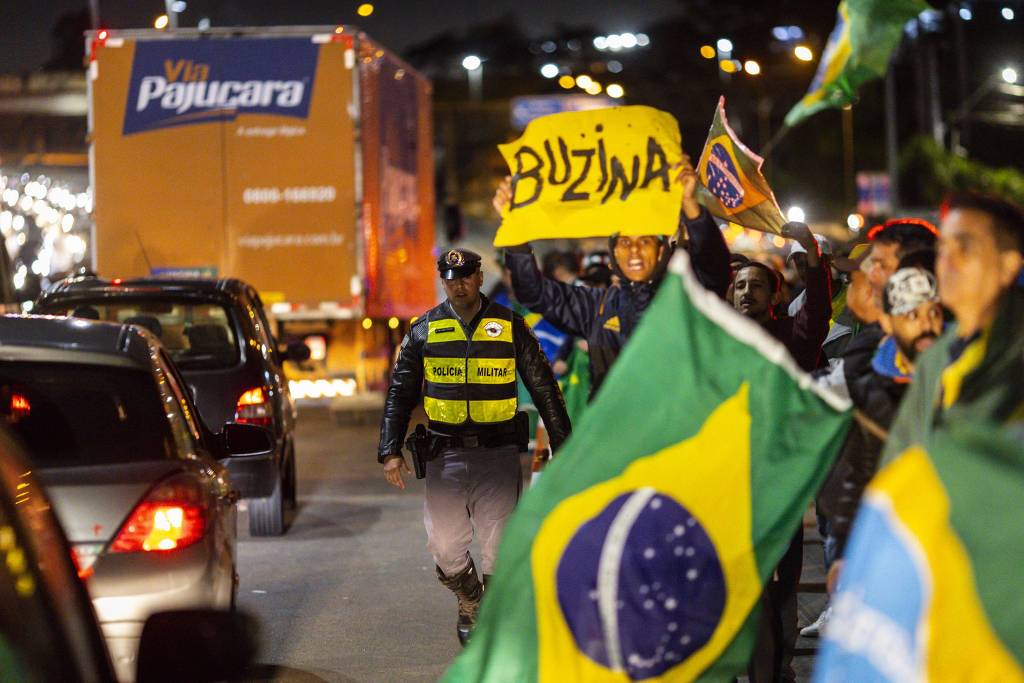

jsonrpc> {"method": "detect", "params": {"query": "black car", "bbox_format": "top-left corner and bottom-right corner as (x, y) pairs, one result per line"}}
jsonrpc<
(0, 424), (257, 683)
(37, 276), (310, 536)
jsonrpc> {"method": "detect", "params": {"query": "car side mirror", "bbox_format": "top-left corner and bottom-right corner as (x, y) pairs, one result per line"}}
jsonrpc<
(136, 609), (257, 683)
(280, 341), (311, 362)
(223, 422), (275, 458)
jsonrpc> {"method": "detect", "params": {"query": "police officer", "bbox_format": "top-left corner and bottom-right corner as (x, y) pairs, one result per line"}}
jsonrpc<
(378, 248), (571, 645)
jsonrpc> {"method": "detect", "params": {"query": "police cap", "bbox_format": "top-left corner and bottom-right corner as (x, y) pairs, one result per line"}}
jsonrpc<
(437, 248), (482, 280)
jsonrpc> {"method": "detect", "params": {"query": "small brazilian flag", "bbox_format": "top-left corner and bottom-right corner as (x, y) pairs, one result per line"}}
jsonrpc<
(697, 97), (785, 235)
(783, 0), (928, 128)
(815, 422), (1024, 681)
(443, 251), (852, 682)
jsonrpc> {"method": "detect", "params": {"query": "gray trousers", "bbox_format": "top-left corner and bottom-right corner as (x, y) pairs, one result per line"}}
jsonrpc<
(423, 444), (522, 576)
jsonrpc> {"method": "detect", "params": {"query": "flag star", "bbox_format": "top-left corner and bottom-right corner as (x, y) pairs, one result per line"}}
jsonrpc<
(686, 569), (699, 580)
(674, 546), (684, 556)
(665, 598), (678, 610)
(643, 547), (656, 560)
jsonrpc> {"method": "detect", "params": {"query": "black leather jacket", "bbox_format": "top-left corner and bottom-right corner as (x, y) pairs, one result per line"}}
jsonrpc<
(378, 296), (571, 462)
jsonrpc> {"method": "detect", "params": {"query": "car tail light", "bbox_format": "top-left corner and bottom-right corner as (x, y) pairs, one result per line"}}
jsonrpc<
(235, 387), (272, 427)
(110, 477), (207, 553)
(70, 547), (93, 580)
(9, 393), (30, 423)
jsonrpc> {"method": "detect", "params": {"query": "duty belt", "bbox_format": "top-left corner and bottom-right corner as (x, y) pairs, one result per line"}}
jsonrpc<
(429, 430), (517, 450)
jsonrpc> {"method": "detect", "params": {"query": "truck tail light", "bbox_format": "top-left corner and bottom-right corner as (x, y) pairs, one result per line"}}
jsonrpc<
(110, 478), (207, 553)
(235, 387), (272, 427)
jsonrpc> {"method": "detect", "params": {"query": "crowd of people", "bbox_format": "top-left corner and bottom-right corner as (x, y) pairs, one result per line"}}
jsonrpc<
(379, 146), (1024, 678)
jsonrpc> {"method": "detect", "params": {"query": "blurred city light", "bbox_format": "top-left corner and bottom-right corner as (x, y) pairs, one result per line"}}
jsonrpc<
(575, 74), (594, 88)
(361, 318), (373, 330)
(794, 45), (814, 62)
(720, 60), (739, 74)
(541, 41), (557, 53)
(540, 63), (559, 79)
(847, 213), (865, 231)
(716, 38), (733, 53)
(620, 33), (638, 49)
(787, 206), (806, 223)
(607, 83), (624, 99)
(744, 60), (761, 76)
(98, 29), (109, 40)
(700, 45), (716, 59)
(959, 6), (973, 20)
(357, 3), (375, 17)
(170, 1), (187, 12)
(593, 36), (608, 50)
(388, 317), (400, 330)
(607, 60), (623, 73)
(461, 55), (482, 71)
(606, 34), (624, 50)
(636, 33), (650, 47)
(787, 26), (805, 39)
(585, 81), (603, 95)
(154, 14), (169, 29)
(772, 26), (789, 41)
(1003, 67), (1019, 84)
(1002, 6), (1015, 20)
(198, 17), (211, 30)
(558, 75), (575, 89)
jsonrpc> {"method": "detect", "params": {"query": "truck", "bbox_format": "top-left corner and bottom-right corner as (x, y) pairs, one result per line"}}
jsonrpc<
(85, 25), (437, 404)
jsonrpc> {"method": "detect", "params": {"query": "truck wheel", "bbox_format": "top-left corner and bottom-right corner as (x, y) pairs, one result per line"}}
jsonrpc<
(249, 474), (285, 536)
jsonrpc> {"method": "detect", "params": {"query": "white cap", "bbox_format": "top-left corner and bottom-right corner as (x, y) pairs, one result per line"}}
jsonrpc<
(788, 234), (832, 260)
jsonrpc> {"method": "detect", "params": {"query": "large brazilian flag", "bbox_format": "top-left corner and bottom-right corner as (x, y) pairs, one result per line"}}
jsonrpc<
(815, 422), (1024, 681)
(443, 251), (852, 682)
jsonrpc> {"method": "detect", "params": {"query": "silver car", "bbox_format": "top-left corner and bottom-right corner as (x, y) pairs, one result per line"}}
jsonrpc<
(0, 315), (273, 681)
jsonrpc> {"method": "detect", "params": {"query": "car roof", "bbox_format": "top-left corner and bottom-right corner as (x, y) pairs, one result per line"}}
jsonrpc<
(0, 315), (156, 369)
(41, 276), (249, 301)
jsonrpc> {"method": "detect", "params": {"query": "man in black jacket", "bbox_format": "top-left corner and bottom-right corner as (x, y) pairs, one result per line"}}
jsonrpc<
(493, 154), (731, 398)
(377, 248), (570, 646)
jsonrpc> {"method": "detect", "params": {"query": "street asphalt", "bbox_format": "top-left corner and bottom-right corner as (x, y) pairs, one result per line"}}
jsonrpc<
(236, 407), (461, 683)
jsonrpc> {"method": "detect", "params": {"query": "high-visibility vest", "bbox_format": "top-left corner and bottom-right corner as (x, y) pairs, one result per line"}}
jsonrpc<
(422, 303), (517, 425)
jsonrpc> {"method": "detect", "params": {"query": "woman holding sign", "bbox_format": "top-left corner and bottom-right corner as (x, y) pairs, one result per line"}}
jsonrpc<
(494, 153), (730, 398)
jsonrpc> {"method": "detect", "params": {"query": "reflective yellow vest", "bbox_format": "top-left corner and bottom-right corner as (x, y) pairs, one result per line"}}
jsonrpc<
(422, 303), (517, 425)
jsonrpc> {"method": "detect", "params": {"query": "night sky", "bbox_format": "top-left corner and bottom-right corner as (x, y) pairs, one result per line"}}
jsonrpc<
(0, 0), (682, 73)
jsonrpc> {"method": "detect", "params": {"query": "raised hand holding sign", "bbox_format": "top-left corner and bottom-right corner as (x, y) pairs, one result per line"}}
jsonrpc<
(493, 105), (684, 246)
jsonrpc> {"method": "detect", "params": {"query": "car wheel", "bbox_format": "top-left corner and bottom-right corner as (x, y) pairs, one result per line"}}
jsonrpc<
(249, 473), (285, 536)
(285, 449), (298, 511)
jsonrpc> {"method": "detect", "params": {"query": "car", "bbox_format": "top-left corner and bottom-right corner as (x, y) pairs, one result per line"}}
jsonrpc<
(0, 424), (256, 683)
(0, 314), (273, 681)
(37, 276), (310, 536)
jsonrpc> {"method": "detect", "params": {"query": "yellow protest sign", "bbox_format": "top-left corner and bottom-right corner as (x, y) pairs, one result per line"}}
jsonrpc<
(494, 105), (683, 246)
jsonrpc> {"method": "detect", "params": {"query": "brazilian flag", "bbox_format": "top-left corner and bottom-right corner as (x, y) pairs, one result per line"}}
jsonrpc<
(816, 422), (1024, 680)
(443, 251), (852, 682)
(783, 0), (928, 128)
(697, 96), (785, 235)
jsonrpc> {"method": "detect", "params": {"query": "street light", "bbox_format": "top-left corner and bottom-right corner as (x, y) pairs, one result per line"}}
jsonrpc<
(794, 45), (814, 62)
(558, 75), (575, 89)
(1002, 6), (1015, 20)
(540, 63), (559, 79)
(952, 67), (1021, 152)
(1002, 67), (1018, 84)
(575, 74), (594, 89)
(744, 60), (761, 76)
(700, 45), (716, 59)
(154, 14), (169, 29)
(607, 83), (625, 99)
(357, 3), (374, 17)
(786, 206), (806, 223)
(462, 55), (483, 102)
(716, 38), (733, 53)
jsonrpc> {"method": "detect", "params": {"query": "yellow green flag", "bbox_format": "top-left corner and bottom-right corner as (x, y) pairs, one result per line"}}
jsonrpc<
(784, 0), (928, 127)
(443, 250), (851, 682)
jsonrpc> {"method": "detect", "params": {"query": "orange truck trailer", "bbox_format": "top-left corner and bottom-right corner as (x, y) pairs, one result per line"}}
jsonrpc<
(85, 26), (436, 402)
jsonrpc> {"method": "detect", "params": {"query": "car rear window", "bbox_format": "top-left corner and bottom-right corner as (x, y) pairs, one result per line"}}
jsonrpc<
(52, 299), (239, 370)
(0, 363), (175, 467)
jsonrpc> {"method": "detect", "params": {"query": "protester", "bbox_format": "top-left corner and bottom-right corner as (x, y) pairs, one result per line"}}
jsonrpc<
(863, 218), (940, 301)
(493, 154), (731, 398)
(879, 191), (1024, 461)
(541, 250), (581, 285)
(807, 255), (942, 637)
(725, 222), (831, 681)
(732, 222), (832, 371)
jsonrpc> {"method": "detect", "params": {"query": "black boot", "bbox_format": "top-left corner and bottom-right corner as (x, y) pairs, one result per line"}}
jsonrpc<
(437, 560), (483, 647)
